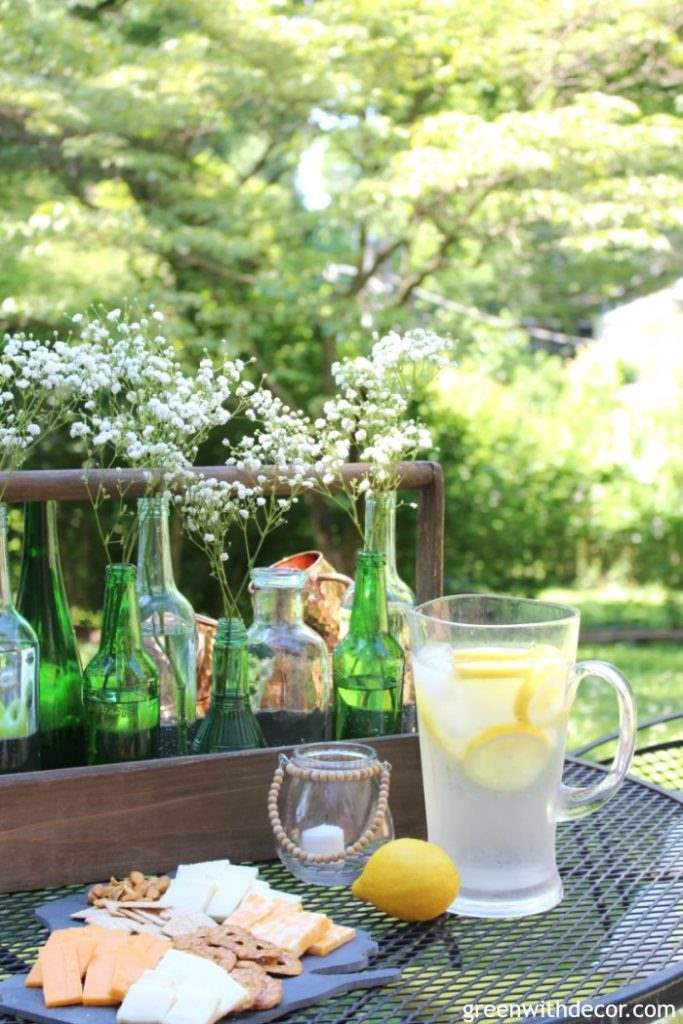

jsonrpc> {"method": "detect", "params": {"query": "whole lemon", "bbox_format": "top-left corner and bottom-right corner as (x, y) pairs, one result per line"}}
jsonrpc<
(351, 838), (459, 921)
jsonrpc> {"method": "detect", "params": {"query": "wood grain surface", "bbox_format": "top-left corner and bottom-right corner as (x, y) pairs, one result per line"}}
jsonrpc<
(0, 462), (440, 893)
(0, 735), (426, 893)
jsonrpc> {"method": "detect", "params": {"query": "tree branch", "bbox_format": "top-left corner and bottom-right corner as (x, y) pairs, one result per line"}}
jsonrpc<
(344, 236), (405, 296)
(393, 232), (457, 306)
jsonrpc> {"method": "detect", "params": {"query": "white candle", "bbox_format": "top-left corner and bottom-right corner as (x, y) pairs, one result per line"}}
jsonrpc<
(300, 823), (345, 856)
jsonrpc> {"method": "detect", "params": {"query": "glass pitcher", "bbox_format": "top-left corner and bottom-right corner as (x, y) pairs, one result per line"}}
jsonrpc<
(409, 595), (636, 919)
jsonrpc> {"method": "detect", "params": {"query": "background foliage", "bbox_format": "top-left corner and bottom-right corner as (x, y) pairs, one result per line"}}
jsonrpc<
(0, 0), (682, 618)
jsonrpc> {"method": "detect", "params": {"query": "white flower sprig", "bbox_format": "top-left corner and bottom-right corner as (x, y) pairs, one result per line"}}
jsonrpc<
(0, 331), (94, 489)
(69, 308), (255, 562)
(313, 328), (453, 534)
(177, 387), (319, 619)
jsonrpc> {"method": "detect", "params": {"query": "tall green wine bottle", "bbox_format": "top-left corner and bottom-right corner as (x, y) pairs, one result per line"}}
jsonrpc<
(17, 501), (85, 769)
(333, 551), (404, 739)
(192, 617), (265, 754)
(84, 564), (160, 765)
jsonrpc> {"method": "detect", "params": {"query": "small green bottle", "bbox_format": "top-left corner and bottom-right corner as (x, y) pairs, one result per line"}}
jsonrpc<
(17, 501), (85, 769)
(192, 617), (266, 754)
(84, 564), (160, 765)
(333, 551), (405, 739)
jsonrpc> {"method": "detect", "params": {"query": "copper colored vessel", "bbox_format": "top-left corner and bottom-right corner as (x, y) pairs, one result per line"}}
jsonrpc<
(195, 613), (217, 718)
(269, 550), (352, 651)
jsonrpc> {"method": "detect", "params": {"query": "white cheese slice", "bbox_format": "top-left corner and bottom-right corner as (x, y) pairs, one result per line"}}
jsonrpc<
(248, 879), (271, 895)
(159, 876), (217, 912)
(205, 865), (260, 921)
(175, 860), (231, 879)
(162, 985), (219, 1024)
(117, 981), (176, 1024)
(136, 971), (176, 989)
(156, 952), (246, 1017)
(211, 974), (248, 1018)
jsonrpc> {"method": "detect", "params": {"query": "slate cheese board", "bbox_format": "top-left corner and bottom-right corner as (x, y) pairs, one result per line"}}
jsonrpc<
(0, 892), (400, 1024)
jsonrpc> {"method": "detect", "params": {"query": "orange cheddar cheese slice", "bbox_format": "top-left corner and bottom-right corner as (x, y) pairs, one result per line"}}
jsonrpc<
(25, 959), (43, 988)
(25, 927), (98, 990)
(109, 947), (148, 1002)
(41, 942), (82, 1008)
(307, 921), (356, 956)
(251, 910), (329, 958)
(109, 935), (170, 1001)
(82, 951), (119, 1006)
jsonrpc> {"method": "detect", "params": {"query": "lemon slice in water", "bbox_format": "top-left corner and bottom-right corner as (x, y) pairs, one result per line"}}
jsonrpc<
(515, 646), (568, 728)
(462, 723), (550, 791)
(417, 698), (466, 762)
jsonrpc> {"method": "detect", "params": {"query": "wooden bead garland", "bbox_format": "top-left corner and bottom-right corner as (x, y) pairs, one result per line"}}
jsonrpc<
(267, 758), (391, 865)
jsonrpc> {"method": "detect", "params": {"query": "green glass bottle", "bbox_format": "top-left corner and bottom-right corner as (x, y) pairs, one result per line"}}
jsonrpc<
(333, 551), (405, 739)
(17, 501), (85, 769)
(192, 617), (266, 754)
(84, 564), (160, 765)
(0, 503), (40, 773)
(341, 491), (417, 731)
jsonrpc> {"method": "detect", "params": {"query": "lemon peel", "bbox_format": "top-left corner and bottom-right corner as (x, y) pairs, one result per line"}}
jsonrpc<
(351, 838), (459, 921)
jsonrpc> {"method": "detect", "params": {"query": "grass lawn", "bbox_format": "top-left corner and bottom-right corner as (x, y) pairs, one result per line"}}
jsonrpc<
(569, 642), (683, 755)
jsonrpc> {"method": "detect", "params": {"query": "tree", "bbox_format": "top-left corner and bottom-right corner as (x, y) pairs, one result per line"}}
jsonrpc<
(0, 0), (681, 604)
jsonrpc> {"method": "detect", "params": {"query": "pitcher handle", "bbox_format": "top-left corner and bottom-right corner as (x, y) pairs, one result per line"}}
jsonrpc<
(317, 571), (353, 591)
(557, 660), (636, 822)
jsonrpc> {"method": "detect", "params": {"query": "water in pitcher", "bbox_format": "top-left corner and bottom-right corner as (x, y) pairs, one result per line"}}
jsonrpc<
(413, 641), (571, 917)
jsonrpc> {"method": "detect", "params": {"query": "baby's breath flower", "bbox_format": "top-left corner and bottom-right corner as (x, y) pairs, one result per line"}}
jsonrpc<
(312, 328), (453, 533)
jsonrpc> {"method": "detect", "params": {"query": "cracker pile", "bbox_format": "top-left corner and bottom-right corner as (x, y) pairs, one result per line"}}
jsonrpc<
(172, 925), (300, 1013)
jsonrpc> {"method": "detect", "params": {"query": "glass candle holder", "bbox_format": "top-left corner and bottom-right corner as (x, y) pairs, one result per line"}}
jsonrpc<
(268, 741), (394, 886)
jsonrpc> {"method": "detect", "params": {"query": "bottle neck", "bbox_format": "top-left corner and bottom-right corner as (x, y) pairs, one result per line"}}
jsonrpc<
(0, 504), (13, 610)
(17, 499), (62, 588)
(211, 617), (250, 704)
(364, 491), (399, 576)
(349, 555), (389, 635)
(253, 587), (304, 626)
(100, 564), (144, 655)
(137, 499), (176, 595)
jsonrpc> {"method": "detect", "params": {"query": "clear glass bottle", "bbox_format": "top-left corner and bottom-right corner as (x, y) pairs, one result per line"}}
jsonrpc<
(136, 497), (197, 756)
(341, 491), (416, 730)
(0, 503), (40, 773)
(192, 617), (266, 754)
(333, 551), (404, 740)
(17, 501), (84, 769)
(247, 568), (331, 747)
(84, 563), (160, 765)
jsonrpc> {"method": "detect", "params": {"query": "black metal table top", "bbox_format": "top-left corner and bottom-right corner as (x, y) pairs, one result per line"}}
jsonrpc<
(1, 753), (682, 1024)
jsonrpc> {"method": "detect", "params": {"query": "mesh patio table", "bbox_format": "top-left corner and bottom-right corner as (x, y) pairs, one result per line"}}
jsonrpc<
(1, 747), (682, 1024)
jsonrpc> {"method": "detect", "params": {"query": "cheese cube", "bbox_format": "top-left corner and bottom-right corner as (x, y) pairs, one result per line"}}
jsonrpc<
(117, 981), (176, 1024)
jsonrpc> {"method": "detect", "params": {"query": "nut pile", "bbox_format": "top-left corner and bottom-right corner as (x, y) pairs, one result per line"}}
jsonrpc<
(88, 871), (171, 906)
(172, 924), (303, 1013)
